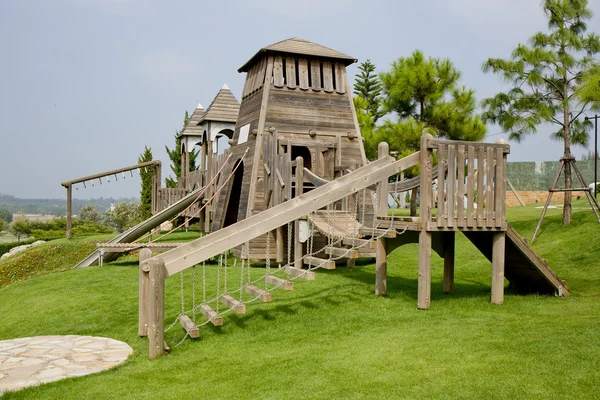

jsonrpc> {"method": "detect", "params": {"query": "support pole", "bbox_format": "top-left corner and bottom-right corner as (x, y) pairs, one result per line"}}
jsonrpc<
(147, 257), (165, 360)
(375, 238), (387, 296)
(491, 232), (506, 305)
(138, 248), (152, 337)
(377, 142), (389, 218)
(66, 184), (72, 240)
(418, 132), (433, 309)
(294, 157), (304, 269)
(443, 232), (455, 293)
(417, 230), (432, 309)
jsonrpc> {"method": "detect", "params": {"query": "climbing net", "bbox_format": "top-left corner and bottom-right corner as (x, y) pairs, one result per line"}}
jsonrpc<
(165, 171), (408, 348)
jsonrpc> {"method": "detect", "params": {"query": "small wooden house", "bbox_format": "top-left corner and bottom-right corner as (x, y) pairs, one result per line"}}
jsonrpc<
(211, 38), (373, 259)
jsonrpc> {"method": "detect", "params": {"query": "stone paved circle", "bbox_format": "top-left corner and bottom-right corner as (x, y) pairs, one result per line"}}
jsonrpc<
(0, 335), (133, 395)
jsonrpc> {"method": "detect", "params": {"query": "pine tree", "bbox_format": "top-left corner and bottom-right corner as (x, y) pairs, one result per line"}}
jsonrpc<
(353, 60), (384, 122)
(165, 111), (200, 188)
(138, 146), (153, 220)
(379, 50), (486, 215)
(482, 0), (600, 224)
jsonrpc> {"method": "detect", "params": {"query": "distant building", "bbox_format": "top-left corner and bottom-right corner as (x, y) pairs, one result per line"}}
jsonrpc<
(12, 214), (57, 223)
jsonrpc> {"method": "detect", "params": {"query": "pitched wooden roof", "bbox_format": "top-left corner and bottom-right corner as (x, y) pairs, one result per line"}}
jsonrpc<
(238, 37), (357, 72)
(179, 104), (205, 137)
(198, 84), (240, 124)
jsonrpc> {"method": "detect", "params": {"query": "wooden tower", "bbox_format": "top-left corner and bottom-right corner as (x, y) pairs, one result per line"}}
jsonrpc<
(211, 38), (371, 259)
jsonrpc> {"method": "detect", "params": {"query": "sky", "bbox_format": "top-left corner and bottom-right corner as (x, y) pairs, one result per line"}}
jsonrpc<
(1, 0), (599, 199)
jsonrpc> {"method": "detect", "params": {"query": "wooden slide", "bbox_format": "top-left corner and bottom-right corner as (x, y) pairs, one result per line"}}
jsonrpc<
(462, 225), (569, 296)
(74, 185), (206, 269)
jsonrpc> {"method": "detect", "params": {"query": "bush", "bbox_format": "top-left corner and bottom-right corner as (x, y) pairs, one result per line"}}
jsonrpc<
(0, 239), (37, 257)
(5, 218), (114, 241)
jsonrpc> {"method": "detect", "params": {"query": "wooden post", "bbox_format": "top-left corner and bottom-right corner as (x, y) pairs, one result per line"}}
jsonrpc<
(138, 248), (152, 337)
(418, 132), (433, 310)
(378, 142), (389, 218)
(66, 184), (72, 239)
(443, 232), (455, 293)
(491, 232), (505, 305)
(294, 157), (304, 269)
(375, 238), (387, 296)
(148, 257), (165, 359)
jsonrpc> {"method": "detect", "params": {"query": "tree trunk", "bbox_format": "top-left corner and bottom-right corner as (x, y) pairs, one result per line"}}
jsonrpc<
(410, 187), (418, 216)
(563, 81), (572, 225)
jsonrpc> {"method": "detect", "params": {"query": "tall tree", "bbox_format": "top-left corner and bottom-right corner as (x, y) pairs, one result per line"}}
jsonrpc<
(78, 205), (102, 223)
(353, 96), (378, 160)
(577, 65), (600, 105)
(0, 208), (12, 224)
(353, 60), (384, 122)
(138, 146), (154, 220)
(165, 111), (200, 188)
(482, 0), (600, 224)
(379, 50), (486, 215)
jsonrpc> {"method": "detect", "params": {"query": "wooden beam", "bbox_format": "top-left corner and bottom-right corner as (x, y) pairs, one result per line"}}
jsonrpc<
(138, 248), (152, 337)
(66, 184), (72, 239)
(342, 238), (376, 249)
(221, 295), (246, 315)
(325, 246), (358, 259)
(179, 315), (200, 339)
(443, 232), (455, 294)
(150, 154), (420, 277)
(200, 304), (223, 326)
(491, 232), (505, 305)
(266, 275), (293, 290)
(148, 258), (165, 360)
(304, 256), (336, 270)
(358, 228), (397, 238)
(285, 267), (315, 280)
(245, 285), (272, 302)
(61, 160), (161, 187)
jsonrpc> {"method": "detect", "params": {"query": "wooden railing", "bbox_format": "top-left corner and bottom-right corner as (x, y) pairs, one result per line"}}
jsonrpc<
(419, 134), (509, 231)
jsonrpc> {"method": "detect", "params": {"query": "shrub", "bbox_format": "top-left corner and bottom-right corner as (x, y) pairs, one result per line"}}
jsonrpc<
(0, 239), (37, 257)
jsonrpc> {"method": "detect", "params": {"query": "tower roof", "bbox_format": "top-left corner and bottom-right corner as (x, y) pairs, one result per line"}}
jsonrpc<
(198, 84), (240, 124)
(179, 104), (205, 137)
(238, 37), (357, 72)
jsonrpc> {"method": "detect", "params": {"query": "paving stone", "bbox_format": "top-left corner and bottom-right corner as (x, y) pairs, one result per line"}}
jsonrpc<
(0, 336), (132, 396)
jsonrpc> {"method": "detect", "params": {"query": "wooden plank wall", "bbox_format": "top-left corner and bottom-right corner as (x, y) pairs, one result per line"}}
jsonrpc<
(431, 141), (508, 230)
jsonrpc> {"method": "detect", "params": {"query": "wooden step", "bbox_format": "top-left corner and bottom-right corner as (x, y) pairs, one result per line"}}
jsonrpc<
(245, 285), (272, 302)
(325, 246), (359, 259)
(266, 275), (293, 290)
(304, 256), (336, 270)
(221, 295), (246, 315)
(342, 238), (376, 249)
(285, 267), (315, 280)
(179, 315), (200, 338)
(359, 228), (396, 238)
(200, 304), (223, 326)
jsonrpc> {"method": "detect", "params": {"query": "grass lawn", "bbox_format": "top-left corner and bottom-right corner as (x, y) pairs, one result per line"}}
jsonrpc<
(0, 202), (599, 399)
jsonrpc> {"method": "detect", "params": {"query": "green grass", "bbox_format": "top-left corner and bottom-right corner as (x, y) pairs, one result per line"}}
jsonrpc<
(0, 207), (599, 399)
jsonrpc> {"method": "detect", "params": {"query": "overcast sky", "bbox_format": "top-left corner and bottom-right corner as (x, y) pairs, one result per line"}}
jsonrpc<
(1, 0), (599, 199)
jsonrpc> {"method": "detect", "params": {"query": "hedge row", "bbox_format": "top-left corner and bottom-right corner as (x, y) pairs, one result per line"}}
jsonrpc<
(0, 239), (38, 257)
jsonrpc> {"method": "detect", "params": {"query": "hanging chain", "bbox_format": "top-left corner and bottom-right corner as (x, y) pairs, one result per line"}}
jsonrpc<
(265, 231), (271, 290)
(216, 254), (221, 313)
(224, 251), (228, 295)
(180, 271), (185, 315)
(192, 265), (197, 323)
(239, 256), (245, 302)
(361, 187), (367, 226)
(202, 261), (206, 304)
(246, 242), (251, 285)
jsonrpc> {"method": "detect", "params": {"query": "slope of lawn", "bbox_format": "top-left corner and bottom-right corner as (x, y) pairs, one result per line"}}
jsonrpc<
(0, 203), (599, 399)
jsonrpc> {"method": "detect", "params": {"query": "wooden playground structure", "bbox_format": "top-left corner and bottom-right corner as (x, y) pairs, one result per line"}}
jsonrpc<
(62, 38), (570, 359)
